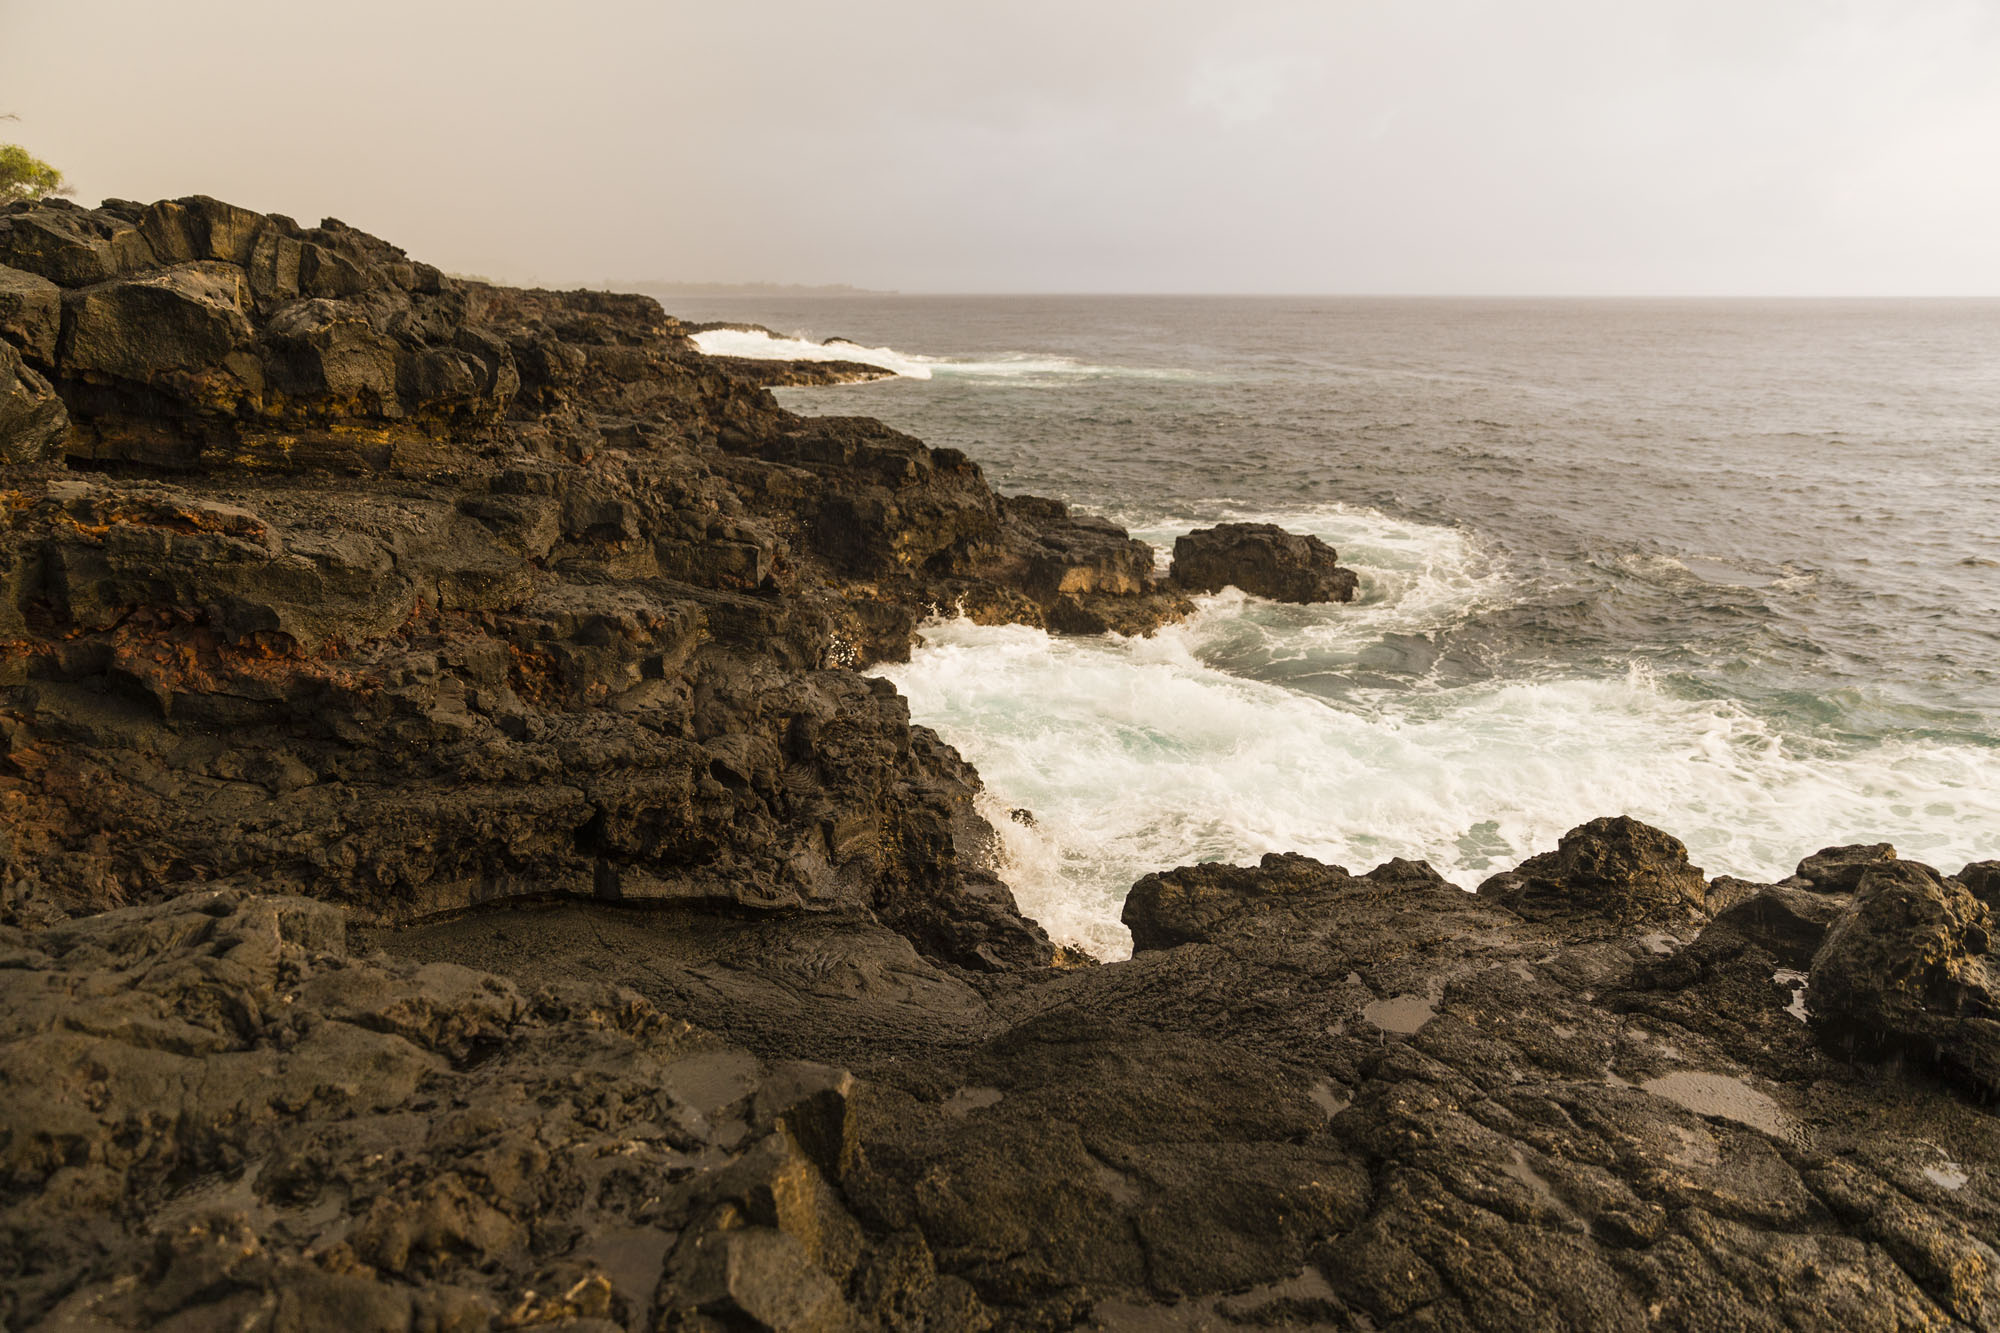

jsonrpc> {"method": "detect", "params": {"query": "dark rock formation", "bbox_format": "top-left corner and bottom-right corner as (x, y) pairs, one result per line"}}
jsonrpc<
(1959, 859), (2000, 909)
(1477, 814), (1709, 933)
(1, 890), (963, 1331)
(3, 193), (1997, 1331)
(1170, 520), (1359, 603)
(19, 818), (1999, 1330)
(1808, 860), (1999, 1100)
(0, 193), (1186, 960)
(1793, 841), (1899, 893)
(0, 339), (65, 464)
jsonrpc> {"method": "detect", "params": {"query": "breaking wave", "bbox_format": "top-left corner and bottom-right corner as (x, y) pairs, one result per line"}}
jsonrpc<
(688, 326), (1195, 383)
(871, 507), (2000, 960)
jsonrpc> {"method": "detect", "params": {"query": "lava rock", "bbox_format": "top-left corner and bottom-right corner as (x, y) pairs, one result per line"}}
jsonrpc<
(0, 262), (62, 365)
(1477, 815), (1709, 930)
(1170, 522), (1359, 603)
(1958, 860), (2000, 910)
(1795, 842), (1899, 893)
(1808, 860), (2000, 1099)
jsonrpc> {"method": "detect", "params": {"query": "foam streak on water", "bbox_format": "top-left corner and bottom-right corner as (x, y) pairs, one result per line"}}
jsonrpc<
(871, 507), (2000, 960)
(690, 326), (1202, 383)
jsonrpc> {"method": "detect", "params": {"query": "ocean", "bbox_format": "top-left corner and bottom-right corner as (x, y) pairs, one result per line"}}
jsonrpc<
(681, 296), (2000, 958)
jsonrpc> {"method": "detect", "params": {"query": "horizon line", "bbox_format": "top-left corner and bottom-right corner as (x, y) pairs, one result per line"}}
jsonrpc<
(596, 286), (2000, 302)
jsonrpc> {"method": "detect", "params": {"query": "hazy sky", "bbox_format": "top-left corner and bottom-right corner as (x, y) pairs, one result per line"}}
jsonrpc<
(5, 0), (1998, 293)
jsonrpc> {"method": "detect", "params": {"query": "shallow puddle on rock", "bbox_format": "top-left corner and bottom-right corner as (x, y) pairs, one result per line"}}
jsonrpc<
(1641, 1071), (1795, 1140)
(1307, 1078), (1350, 1118)
(1091, 1266), (1335, 1329)
(942, 1085), (1004, 1117)
(1091, 1159), (1143, 1206)
(579, 1226), (675, 1307)
(657, 1050), (759, 1117)
(1363, 993), (1436, 1035)
(1499, 1148), (1570, 1219)
(1772, 969), (1810, 1022)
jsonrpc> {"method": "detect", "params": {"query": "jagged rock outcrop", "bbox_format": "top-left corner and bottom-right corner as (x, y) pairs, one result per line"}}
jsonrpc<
(1477, 814), (1709, 933)
(1808, 859), (1999, 1100)
(0, 193), (1186, 961)
(1170, 521), (1359, 604)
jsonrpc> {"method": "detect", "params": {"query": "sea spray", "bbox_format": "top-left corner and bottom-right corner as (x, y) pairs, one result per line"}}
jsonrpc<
(878, 613), (2000, 960)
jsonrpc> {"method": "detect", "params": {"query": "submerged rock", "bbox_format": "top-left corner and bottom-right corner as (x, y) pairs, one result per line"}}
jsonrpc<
(1170, 521), (1359, 604)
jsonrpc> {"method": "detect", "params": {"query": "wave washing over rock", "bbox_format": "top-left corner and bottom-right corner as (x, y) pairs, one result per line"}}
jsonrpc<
(2, 195), (1998, 1332)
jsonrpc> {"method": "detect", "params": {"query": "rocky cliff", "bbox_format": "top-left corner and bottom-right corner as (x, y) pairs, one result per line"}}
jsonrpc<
(1, 195), (1996, 1332)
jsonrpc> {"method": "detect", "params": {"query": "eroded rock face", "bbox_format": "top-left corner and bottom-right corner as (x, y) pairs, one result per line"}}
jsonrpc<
(1170, 521), (1359, 604)
(0, 265), (61, 365)
(0, 340), (66, 464)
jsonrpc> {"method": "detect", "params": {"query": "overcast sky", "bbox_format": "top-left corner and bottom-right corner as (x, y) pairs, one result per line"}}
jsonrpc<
(4, 0), (1998, 293)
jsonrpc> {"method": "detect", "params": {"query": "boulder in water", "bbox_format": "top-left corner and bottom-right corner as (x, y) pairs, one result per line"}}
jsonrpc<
(1169, 522), (1358, 604)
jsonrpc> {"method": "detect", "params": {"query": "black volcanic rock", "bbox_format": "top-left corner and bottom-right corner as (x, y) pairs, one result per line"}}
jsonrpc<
(0, 264), (61, 365)
(1957, 859), (2000, 909)
(1477, 814), (1709, 932)
(1808, 859), (2000, 1099)
(1171, 521), (1359, 603)
(0, 193), (1201, 963)
(1795, 841), (1900, 892)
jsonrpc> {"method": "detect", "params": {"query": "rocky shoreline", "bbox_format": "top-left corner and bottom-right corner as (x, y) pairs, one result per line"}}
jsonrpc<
(2, 195), (1996, 1332)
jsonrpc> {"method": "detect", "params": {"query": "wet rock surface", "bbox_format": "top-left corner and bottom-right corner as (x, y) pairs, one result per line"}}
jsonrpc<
(3, 195), (1997, 1331)
(9, 825), (1999, 1330)
(1170, 521), (1360, 604)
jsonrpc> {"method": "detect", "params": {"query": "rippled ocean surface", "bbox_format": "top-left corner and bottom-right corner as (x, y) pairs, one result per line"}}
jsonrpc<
(680, 296), (2000, 957)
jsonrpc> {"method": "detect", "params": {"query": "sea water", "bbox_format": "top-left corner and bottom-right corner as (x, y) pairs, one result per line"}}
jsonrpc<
(686, 298), (2000, 958)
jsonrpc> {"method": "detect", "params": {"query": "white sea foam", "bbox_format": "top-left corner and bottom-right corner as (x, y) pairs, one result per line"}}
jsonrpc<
(689, 326), (1197, 383)
(871, 508), (2000, 960)
(689, 328), (937, 378)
